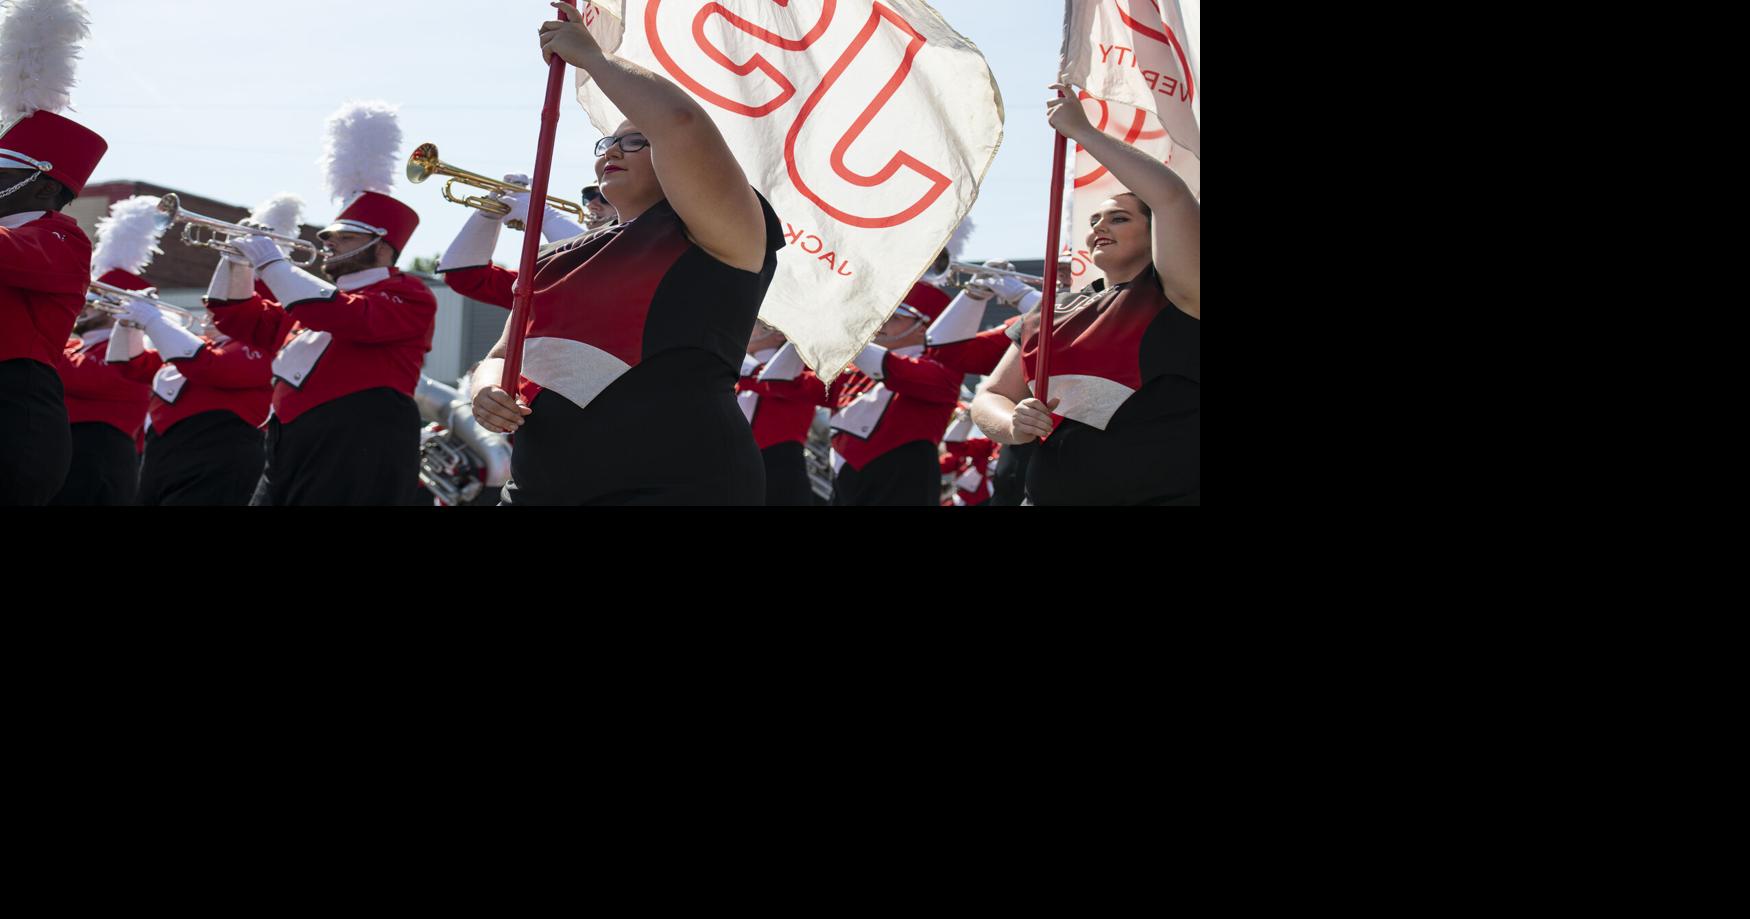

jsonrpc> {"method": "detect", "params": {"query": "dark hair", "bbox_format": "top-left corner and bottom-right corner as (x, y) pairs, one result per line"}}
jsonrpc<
(1115, 191), (1151, 224)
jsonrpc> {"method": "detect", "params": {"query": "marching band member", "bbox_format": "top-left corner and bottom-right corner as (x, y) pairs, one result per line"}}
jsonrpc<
(45, 196), (165, 504)
(926, 263), (1045, 507)
(939, 406), (999, 507)
(0, 0), (107, 505)
(108, 194), (296, 505)
(925, 262), (1041, 377)
(465, 4), (785, 505)
(580, 183), (615, 231)
(971, 79), (1201, 506)
(49, 302), (150, 505)
(437, 172), (589, 309)
(210, 101), (437, 505)
(737, 327), (829, 506)
(114, 300), (272, 505)
(827, 282), (964, 506)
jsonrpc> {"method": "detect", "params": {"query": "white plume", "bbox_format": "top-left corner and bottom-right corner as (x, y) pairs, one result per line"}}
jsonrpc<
(91, 195), (165, 277)
(249, 192), (305, 237)
(0, 0), (91, 123)
(947, 214), (976, 261)
(318, 100), (402, 204)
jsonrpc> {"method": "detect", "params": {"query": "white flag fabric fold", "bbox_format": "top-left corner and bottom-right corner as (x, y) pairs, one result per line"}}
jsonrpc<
(572, 0), (1002, 380)
(1060, 0), (1199, 289)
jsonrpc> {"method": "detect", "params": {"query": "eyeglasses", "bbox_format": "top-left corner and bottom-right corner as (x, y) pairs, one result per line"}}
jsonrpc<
(581, 186), (604, 204)
(594, 133), (650, 156)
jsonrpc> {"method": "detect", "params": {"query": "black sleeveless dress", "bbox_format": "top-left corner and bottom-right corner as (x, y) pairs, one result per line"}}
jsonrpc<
(500, 192), (786, 505)
(1010, 265), (1199, 505)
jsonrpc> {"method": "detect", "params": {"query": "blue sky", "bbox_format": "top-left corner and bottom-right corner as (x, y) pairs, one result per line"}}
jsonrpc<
(66, 0), (1196, 264)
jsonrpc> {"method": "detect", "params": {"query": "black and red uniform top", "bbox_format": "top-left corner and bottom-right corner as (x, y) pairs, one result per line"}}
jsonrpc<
(1010, 264), (1199, 504)
(55, 329), (150, 445)
(1, 211), (91, 367)
(737, 346), (829, 451)
(114, 336), (273, 435)
(205, 267), (437, 424)
(441, 193), (785, 417)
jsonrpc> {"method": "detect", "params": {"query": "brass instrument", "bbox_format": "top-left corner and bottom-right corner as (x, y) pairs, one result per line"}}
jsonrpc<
(156, 193), (320, 265)
(86, 280), (196, 328)
(414, 374), (513, 507)
(406, 142), (584, 231)
(948, 259), (1048, 290)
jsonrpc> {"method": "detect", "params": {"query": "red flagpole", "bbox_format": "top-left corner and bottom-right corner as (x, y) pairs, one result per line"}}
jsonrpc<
(502, 1), (576, 395)
(1036, 121), (1068, 407)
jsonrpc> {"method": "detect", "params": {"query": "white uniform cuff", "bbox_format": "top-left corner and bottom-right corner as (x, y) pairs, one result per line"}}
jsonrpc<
(261, 260), (337, 305)
(926, 290), (985, 346)
(1014, 289), (1043, 315)
(105, 325), (147, 362)
(144, 317), (205, 361)
(540, 208), (587, 243)
(206, 258), (255, 302)
(853, 343), (889, 379)
(758, 342), (806, 382)
(438, 211), (503, 271)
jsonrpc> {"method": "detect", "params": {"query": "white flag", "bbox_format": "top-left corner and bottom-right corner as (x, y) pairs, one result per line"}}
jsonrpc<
(1061, 0), (1199, 289)
(573, 1), (1003, 380)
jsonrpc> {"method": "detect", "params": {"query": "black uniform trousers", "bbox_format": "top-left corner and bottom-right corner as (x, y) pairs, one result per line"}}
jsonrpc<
(830, 439), (940, 507)
(0, 358), (72, 505)
(49, 422), (138, 506)
(251, 387), (421, 506)
(138, 410), (266, 506)
(761, 441), (815, 507)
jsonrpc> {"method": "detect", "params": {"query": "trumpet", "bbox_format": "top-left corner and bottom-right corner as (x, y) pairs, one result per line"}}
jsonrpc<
(156, 193), (320, 266)
(948, 260), (1047, 289)
(407, 142), (584, 231)
(87, 280), (196, 328)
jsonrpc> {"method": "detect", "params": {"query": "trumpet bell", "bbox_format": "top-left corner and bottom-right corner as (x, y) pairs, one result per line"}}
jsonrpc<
(407, 143), (441, 184)
(157, 191), (319, 266)
(406, 139), (586, 228)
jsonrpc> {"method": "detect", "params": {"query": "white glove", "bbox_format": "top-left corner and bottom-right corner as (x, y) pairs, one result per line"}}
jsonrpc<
(497, 190), (533, 226)
(980, 260), (1032, 303)
(141, 313), (204, 360)
(232, 235), (287, 270)
(493, 174), (533, 225)
(120, 299), (160, 328)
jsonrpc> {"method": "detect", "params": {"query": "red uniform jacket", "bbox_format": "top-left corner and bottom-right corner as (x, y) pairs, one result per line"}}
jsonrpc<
(114, 336), (273, 435)
(1, 212), (92, 367)
(442, 263), (515, 310)
(207, 268), (437, 424)
(827, 348), (960, 472)
(926, 316), (1019, 376)
(940, 437), (999, 506)
(737, 352), (829, 451)
(55, 333), (151, 445)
